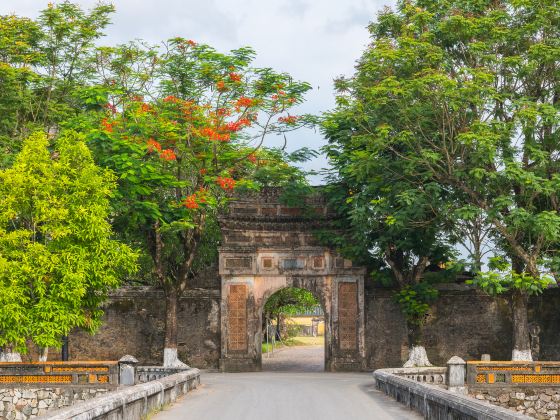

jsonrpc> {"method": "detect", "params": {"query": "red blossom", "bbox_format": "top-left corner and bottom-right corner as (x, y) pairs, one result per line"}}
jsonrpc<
(224, 121), (242, 132)
(235, 96), (253, 108)
(140, 103), (151, 112)
(229, 72), (242, 82)
(278, 115), (299, 124)
(200, 127), (215, 138)
(184, 194), (199, 209)
(222, 118), (251, 133)
(160, 149), (177, 161)
(200, 127), (230, 141)
(163, 95), (179, 103)
(101, 118), (113, 132)
(216, 176), (236, 190)
(147, 138), (162, 153)
(248, 153), (257, 163)
(186, 39), (197, 47)
(216, 81), (227, 92)
(199, 168), (207, 175)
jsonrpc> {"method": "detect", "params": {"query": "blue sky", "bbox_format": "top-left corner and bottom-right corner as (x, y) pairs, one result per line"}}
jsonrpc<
(1, 0), (396, 183)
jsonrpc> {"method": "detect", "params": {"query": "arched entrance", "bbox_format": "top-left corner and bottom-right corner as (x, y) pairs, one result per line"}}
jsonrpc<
(218, 189), (366, 372)
(261, 286), (326, 372)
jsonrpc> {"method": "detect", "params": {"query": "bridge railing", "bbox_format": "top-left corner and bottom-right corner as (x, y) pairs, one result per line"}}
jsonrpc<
(0, 360), (119, 387)
(467, 361), (560, 388)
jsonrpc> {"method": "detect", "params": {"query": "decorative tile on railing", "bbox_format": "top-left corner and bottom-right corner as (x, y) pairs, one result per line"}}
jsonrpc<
(467, 361), (560, 387)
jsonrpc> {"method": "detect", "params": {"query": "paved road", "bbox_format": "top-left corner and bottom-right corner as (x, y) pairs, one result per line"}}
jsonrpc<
(155, 346), (420, 420)
(262, 344), (325, 372)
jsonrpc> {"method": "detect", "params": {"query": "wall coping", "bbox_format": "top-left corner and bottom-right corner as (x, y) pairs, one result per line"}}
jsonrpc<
(39, 368), (200, 420)
(381, 366), (447, 375)
(374, 368), (532, 420)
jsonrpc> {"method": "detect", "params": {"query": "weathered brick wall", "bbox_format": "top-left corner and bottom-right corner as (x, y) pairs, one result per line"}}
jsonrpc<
(364, 285), (560, 370)
(33, 287), (221, 368)
(37, 282), (560, 370)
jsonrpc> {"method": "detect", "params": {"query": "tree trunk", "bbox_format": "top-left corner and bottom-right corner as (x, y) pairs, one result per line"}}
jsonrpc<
(39, 347), (49, 362)
(276, 314), (282, 341)
(163, 287), (188, 368)
(403, 322), (432, 367)
(407, 321), (422, 348)
(511, 290), (532, 361)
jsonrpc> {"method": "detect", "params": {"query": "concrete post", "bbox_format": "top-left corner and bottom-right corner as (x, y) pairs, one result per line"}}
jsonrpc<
(481, 354), (491, 361)
(447, 356), (467, 394)
(119, 355), (139, 386)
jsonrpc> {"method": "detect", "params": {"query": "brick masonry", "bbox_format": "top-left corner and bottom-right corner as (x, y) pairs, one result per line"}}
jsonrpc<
(365, 285), (560, 370)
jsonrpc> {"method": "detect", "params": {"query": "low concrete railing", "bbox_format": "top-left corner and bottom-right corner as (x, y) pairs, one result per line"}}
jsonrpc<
(385, 366), (447, 385)
(374, 368), (531, 420)
(39, 368), (200, 420)
(136, 366), (191, 384)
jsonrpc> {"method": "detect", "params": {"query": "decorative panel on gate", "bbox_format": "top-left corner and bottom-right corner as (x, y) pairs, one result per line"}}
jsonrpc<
(228, 284), (248, 352)
(338, 282), (358, 351)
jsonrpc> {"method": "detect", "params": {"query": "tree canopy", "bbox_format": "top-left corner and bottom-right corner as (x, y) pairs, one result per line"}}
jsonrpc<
(323, 0), (559, 361)
(0, 131), (136, 355)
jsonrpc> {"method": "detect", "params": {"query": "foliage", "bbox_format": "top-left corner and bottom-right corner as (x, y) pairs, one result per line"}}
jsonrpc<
(71, 38), (313, 292)
(0, 2), (115, 167)
(263, 288), (319, 320)
(351, 0), (560, 283)
(322, 0), (559, 355)
(468, 257), (555, 296)
(0, 2), (314, 360)
(0, 131), (136, 352)
(393, 283), (438, 327)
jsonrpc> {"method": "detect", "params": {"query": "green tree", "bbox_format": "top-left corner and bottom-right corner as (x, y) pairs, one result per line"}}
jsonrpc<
(72, 39), (311, 366)
(0, 2), (114, 167)
(322, 114), (455, 366)
(325, 0), (559, 360)
(0, 131), (136, 361)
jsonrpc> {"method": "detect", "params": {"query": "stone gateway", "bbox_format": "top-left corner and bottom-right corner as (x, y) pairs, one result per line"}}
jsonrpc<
(218, 189), (366, 372)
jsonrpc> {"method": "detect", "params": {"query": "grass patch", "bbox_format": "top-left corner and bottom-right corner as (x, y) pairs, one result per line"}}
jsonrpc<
(289, 336), (324, 346)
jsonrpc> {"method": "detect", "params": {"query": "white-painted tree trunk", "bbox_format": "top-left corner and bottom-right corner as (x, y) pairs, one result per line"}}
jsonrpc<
(403, 345), (433, 368)
(512, 349), (532, 361)
(0, 351), (22, 362)
(39, 347), (49, 362)
(163, 348), (189, 368)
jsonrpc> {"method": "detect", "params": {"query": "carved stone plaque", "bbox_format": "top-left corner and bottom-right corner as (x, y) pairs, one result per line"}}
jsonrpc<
(228, 284), (248, 352)
(338, 282), (357, 351)
(225, 258), (252, 269)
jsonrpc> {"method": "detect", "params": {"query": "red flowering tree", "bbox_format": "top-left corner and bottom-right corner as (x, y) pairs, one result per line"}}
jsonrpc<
(81, 39), (311, 366)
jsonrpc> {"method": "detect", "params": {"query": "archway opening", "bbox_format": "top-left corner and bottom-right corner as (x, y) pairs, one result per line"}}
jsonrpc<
(261, 287), (325, 372)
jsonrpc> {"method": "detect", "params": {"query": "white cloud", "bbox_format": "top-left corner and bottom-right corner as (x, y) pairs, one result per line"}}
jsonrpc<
(1, 0), (396, 183)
